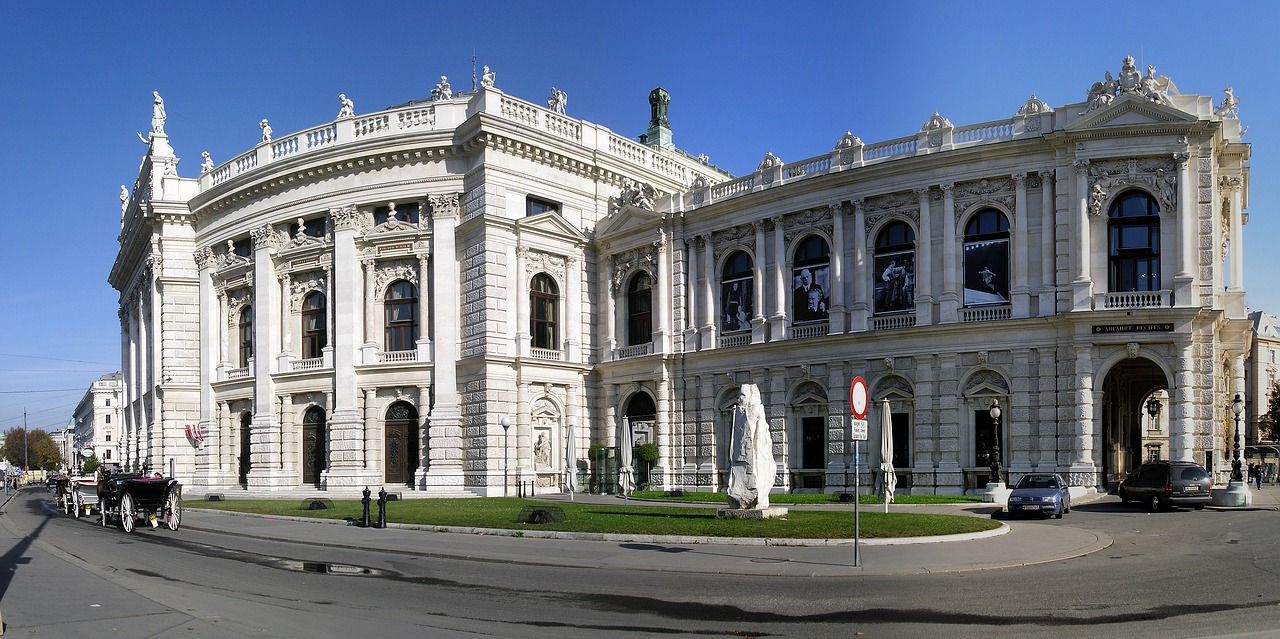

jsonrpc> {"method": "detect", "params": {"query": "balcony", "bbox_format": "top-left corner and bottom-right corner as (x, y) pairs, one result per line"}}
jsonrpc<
(718, 332), (750, 348)
(1095, 290), (1171, 309)
(377, 350), (418, 363)
(529, 348), (564, 361)
(293, 357), (324, 371)
(871, 313), (916, 331)
(961, 305), (1012, 323)
(616, 342), (654, 360)
(788, 322), (830, 340)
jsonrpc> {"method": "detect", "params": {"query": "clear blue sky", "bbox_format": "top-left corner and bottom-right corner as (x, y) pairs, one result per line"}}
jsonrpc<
(2, 1), (1276, 435)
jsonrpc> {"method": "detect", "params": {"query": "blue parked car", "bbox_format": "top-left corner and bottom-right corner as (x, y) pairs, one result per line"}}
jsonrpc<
(1006, 473), (1071, 519)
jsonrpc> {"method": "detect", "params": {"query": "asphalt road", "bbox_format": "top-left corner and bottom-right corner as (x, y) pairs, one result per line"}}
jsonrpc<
(2, 488), (1279, 638)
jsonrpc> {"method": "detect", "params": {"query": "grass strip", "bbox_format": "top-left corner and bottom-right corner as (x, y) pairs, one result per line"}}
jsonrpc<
(185, 497), (999, 539)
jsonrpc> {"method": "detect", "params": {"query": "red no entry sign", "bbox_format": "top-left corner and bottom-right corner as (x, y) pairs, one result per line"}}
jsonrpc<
(849, 376), (868, 420)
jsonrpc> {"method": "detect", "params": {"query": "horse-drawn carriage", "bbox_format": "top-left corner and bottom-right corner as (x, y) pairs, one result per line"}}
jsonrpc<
(93, 469), (182, 533)
(51, 474), (102, 518)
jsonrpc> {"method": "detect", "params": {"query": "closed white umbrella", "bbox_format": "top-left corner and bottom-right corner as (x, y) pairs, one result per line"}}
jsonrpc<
(565, 421), (577, 500)
(618, 417), (634, 503)
(880, 398), (896, 513)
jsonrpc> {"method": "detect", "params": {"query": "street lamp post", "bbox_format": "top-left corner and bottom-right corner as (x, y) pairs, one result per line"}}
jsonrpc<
(500, 415), (512, 497)
(1231, 394), (1244, 483)
(988, 400), (1003, 485)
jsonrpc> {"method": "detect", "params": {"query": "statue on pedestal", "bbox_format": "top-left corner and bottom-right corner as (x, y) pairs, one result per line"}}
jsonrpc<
(726, 383), (774, 510)
(151, 91), (166, 134)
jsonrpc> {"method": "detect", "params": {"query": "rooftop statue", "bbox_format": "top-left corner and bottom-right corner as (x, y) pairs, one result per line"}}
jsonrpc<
(259, 119), (272, 143)
(480, 65), (496, 89)
(756, 152), (782, 171)
(1215, 86), (1240, 119)
(920, 112), (952, 131)
(337, 93), (354, 118)
(1082, 56), (1180, 115)
(200, 151), (213, 175)
(120, 185), (129, 214)
(726, 383), (774, 510)
(151, 91), (166, 134)
(547, 87), (567, 114)
(432, 76), (452, 101)
(1016, 94), (1053, 116)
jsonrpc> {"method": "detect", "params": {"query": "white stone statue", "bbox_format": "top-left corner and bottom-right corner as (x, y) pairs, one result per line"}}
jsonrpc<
(337, 93), (354, 118)
(151, 91), (166, 134)
(1089, 182), (1108, 216)
(480, 66), (496, 89)
(432, 76), (452, 101)
(120, 185), (129, 213)
(260, 119), (272, 142)
(1215, 86), (1240, 119)
(200, 151), (213, 175)
(726, 383), (774, 510)
(547, 87), (567, 114)
(534, 433), (550, 469)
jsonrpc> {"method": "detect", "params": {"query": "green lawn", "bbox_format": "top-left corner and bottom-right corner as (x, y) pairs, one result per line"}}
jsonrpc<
(185, 497), (999, 539)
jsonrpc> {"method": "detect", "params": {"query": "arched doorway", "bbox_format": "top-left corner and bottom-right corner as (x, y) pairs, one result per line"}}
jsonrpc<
(384, 401), (419, 485)
(1101, 358), (1169, 485)
(238, 412), (252, 485)
(302, 406), (326, 486)
(624, 393), (656, 485)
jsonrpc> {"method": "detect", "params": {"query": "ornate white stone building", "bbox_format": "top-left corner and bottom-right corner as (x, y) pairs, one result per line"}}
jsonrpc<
(112, 57), (1252, 496)
(70, 372), (124, 470)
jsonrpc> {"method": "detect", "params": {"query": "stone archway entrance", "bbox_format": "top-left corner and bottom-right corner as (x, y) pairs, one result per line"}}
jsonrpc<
(384, 401), (419, 485)
(1101, 358), (1169, 485)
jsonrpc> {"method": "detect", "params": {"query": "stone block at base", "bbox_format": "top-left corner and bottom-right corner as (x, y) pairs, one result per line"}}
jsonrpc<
(715, 507), (789, 520)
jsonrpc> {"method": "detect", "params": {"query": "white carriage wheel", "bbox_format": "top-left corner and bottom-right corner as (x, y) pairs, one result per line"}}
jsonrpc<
(72, 490), (83, 519)
(119, 493), (136, 533)
(165, 488), (182, 531)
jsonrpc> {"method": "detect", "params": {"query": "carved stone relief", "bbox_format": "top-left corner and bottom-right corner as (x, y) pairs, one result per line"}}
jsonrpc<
(1086, 157), (1179, 214)
(525, 249), (567, 282)
(610, 244), (658, 294)
(374, 259), (419, 292)
(781, 208), (835, 245)
(711, 224), (754, 262)
(288, 271), (328, 313)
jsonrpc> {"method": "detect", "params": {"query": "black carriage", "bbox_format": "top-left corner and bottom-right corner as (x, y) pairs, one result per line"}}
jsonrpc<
(97, 470), (182, 533)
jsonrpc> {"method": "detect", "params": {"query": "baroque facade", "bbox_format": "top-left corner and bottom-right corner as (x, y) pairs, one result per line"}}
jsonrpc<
(112, 57), (1251, 496)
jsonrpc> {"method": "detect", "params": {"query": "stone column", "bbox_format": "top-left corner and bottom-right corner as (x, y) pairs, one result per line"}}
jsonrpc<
(829, 203), (846, 333)
(515, 246), (530, 357)
(422, 194), (464, 490)
(362, 388), (378, 473)
(1072, 160), (1094, 311)
(218, 401), (231, 476)
(278, 394), (295, 476)
(415, 386), (430, 478)
(851, 200), (868, 332)
(565, 256), (581, 360)
(415, 251), (432, 361)
(751, 223), (767, 343)
(602, 256), (616, 358)
(914, 188), (933, 325)
(249, 222), (285, 486)
(700, 234), (715, 349)
(1012, 173), (1031, 318)
(1039, 170), (1057, 316)
(940, 184), (958, 323)
(1229, 178), (1244, 291)
(1069, 344), (1096, 487)
(1171, 340), (1195, 462)
(196, 249), (217, 481)
(655, 234), (671, 353)
(769, 216), (787, 336)
(324, 206), (378, 487)
(1173, 153), (1194, 304)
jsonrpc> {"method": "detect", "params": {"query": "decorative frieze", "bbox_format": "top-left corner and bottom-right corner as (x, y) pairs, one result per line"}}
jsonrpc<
(287, 270), (328, 313)
(781, 208), (834, 244)
(609, 244), (658, 294)
(524, 249), (567, 282)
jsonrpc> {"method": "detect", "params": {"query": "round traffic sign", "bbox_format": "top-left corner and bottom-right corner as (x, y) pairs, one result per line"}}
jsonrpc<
(849, 376), (869, 420)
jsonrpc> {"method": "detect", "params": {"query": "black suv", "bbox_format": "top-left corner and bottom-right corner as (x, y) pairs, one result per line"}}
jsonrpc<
(1117, 461), (1211, 510)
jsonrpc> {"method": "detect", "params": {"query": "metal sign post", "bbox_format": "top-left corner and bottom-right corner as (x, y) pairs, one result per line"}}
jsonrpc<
(849, 376), (869, 568)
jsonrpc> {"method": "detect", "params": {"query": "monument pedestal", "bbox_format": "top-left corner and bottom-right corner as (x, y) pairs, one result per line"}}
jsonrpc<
(1211, 481), (1253, 507)
(715, 506), (789, 520)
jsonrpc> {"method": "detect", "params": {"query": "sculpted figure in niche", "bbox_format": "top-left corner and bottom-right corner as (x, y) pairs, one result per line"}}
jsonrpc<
(534, 433), (550, 469)
(726, 383), (775, 510)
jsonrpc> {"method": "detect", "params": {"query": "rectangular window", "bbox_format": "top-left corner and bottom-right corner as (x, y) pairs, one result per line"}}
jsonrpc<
(526, 196), (560, 217)
(106, 434), (112, 442)
(105, 415), (111, 424)
(105, 450), (112, 461)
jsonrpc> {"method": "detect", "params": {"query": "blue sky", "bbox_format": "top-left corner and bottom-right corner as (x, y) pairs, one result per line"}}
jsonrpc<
(2, 1), (1277, 435)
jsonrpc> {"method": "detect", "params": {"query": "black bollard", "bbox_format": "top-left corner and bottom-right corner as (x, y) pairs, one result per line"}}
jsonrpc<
(360, 486), (371, 528)
(376, 487), (388, 529)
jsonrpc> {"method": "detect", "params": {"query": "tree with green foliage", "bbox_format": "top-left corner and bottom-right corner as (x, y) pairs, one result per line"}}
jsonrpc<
(1, 427), (62, 472)
(1261, 382), (1280, 442)
(81, 453), (100, 476)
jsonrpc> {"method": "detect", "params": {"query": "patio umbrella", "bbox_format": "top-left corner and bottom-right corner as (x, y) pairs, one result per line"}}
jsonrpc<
(565, 421), (577, 500)
(880, 397), (896, 513)
(618, 417), (634, 503)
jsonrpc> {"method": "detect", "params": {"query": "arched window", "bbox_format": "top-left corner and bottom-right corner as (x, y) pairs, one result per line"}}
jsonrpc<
(963, 209), (1011, 306)
(301, 292), (327, 359)
(238, 306), (253, 367)
(626, 272), (652, 346)
(720, 251), (754, 333)
(874, 221), (916, 314)
(384, 281), (418, 352)
(791, 236), (830, 323)
(530, 273), (560, 350)
(1109, 191), (1161, 292)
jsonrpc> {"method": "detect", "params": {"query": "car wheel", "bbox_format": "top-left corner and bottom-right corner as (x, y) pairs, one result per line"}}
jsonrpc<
(1118, 488), (1129, 504)
(1148, 494), (1163, 512)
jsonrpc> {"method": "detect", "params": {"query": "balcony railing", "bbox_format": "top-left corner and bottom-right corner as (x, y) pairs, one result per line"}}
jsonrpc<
(788, 322), (830, 340)
(718, 332), (750, 348)
(961, 305), (1012, 322)
(226, 367), (249, 380)
(377, 350), (418, 363)
(530, 347), (563, 361)
(616, 342), (654, 359)
(293, 357), (324, 371)
(871, 313), (917, 331)
(1095, 290), (1171, 309)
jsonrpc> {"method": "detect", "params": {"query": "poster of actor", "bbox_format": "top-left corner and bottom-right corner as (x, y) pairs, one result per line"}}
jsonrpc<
(791, 265), (830, 323)
(873, 252), (915, 314)
(962, 239), (1010, 306)
(720, 279), (754, 333)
